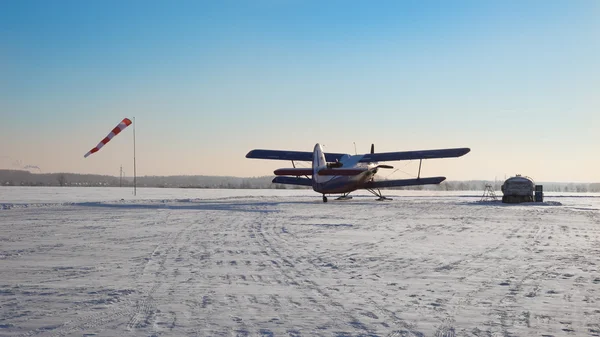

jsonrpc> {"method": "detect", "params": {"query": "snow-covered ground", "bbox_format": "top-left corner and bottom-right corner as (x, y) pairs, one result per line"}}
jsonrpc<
(1, 187), (599, 336)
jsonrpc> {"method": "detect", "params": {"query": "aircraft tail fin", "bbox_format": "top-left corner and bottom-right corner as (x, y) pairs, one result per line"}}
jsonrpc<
(312, 143), (327, 184)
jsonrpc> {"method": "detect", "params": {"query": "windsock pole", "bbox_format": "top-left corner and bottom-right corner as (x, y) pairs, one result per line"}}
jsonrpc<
(133, 117), (137, 196)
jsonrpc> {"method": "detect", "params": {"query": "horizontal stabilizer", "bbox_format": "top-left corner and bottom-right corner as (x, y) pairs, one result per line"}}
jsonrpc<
(247, 149), (345, 162)
(365, 176), (446, 189)
(272, 176), (313, 186)
(318, 168), (366, 176)
(274, 168), (313, 176)
(359, 148), (470, 162)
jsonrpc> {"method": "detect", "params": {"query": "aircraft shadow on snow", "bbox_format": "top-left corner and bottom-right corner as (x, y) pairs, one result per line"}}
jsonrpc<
(71, 198), (409, 213)
(73, 201), (282, 213)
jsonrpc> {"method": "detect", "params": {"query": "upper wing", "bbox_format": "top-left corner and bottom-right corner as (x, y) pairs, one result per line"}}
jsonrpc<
(246, 149), (346, 162)
(359, 148), (470, 162)
(364, 176), (446, 189)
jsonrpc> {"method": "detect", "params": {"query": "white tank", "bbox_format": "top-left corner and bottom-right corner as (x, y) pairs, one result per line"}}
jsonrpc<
(501, 175), (535, 203)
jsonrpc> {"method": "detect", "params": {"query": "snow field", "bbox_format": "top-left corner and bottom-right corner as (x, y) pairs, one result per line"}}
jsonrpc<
(1, 187), (600, 336)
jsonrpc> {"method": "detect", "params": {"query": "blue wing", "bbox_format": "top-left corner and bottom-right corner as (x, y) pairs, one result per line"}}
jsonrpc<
(246, 149), (346, 162)
(359, 148), (470, 162)
(272, 176), (313, 186)
(364, 176), (446, 188)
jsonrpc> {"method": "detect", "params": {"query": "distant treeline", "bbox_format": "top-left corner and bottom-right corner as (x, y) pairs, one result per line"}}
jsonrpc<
(0, 170), (300, 189)
(1, 170), (599, 192)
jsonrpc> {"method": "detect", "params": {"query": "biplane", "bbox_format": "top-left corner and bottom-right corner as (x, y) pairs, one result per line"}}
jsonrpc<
(246, 143), (470, 202)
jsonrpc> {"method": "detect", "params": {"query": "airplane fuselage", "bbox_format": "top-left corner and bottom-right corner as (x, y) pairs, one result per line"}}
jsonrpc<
(312, 169), (376, 194)
(311, 144), (379, 194)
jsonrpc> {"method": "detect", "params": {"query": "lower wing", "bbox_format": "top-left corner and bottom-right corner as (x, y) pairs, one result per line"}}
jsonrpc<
(272, 176), (313, 186)
(359, 148), (470, 162)
(364, 176), (446, 188)
(274, 168), (368, 176)
(318, 168), (366, 176)
(274, 168), (313, 176)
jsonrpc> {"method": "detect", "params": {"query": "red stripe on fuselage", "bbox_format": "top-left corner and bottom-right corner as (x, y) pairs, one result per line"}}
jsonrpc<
(317, 168), (366, 176)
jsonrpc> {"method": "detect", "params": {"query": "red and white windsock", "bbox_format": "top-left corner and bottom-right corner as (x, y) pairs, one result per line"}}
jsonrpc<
(84, 118), (132, 158)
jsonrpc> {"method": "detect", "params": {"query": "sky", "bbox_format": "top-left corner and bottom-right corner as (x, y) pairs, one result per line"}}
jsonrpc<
(1, 0), (598, 182)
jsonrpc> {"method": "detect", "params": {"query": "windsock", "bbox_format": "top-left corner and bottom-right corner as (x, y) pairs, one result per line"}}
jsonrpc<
(84, 118), (132, 158)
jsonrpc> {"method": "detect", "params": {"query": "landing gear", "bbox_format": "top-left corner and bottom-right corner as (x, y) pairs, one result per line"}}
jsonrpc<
(366, 188), (392, 201)
(336, 193), (353, 201)
(323, 194), (353, 202)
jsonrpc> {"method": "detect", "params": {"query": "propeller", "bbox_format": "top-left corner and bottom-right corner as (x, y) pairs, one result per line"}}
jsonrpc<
(371, 145), (394, 171)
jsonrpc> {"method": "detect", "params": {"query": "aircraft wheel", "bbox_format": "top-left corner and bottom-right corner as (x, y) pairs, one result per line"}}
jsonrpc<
(323, 195), (328, 203)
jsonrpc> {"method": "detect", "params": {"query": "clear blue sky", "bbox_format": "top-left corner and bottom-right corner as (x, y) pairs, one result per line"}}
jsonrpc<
(1, 0), (598, 182)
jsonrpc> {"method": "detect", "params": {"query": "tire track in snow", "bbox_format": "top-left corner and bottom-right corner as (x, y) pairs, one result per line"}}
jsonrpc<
(247, 206), (384, 336)
(250, 224), (363, 333)
(10, 206), (151, 337)
(16, 306), (133, 337)
(126, 210), (197, 333)
(256, 204), (425, 336)
(430, 206), (536, 336)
